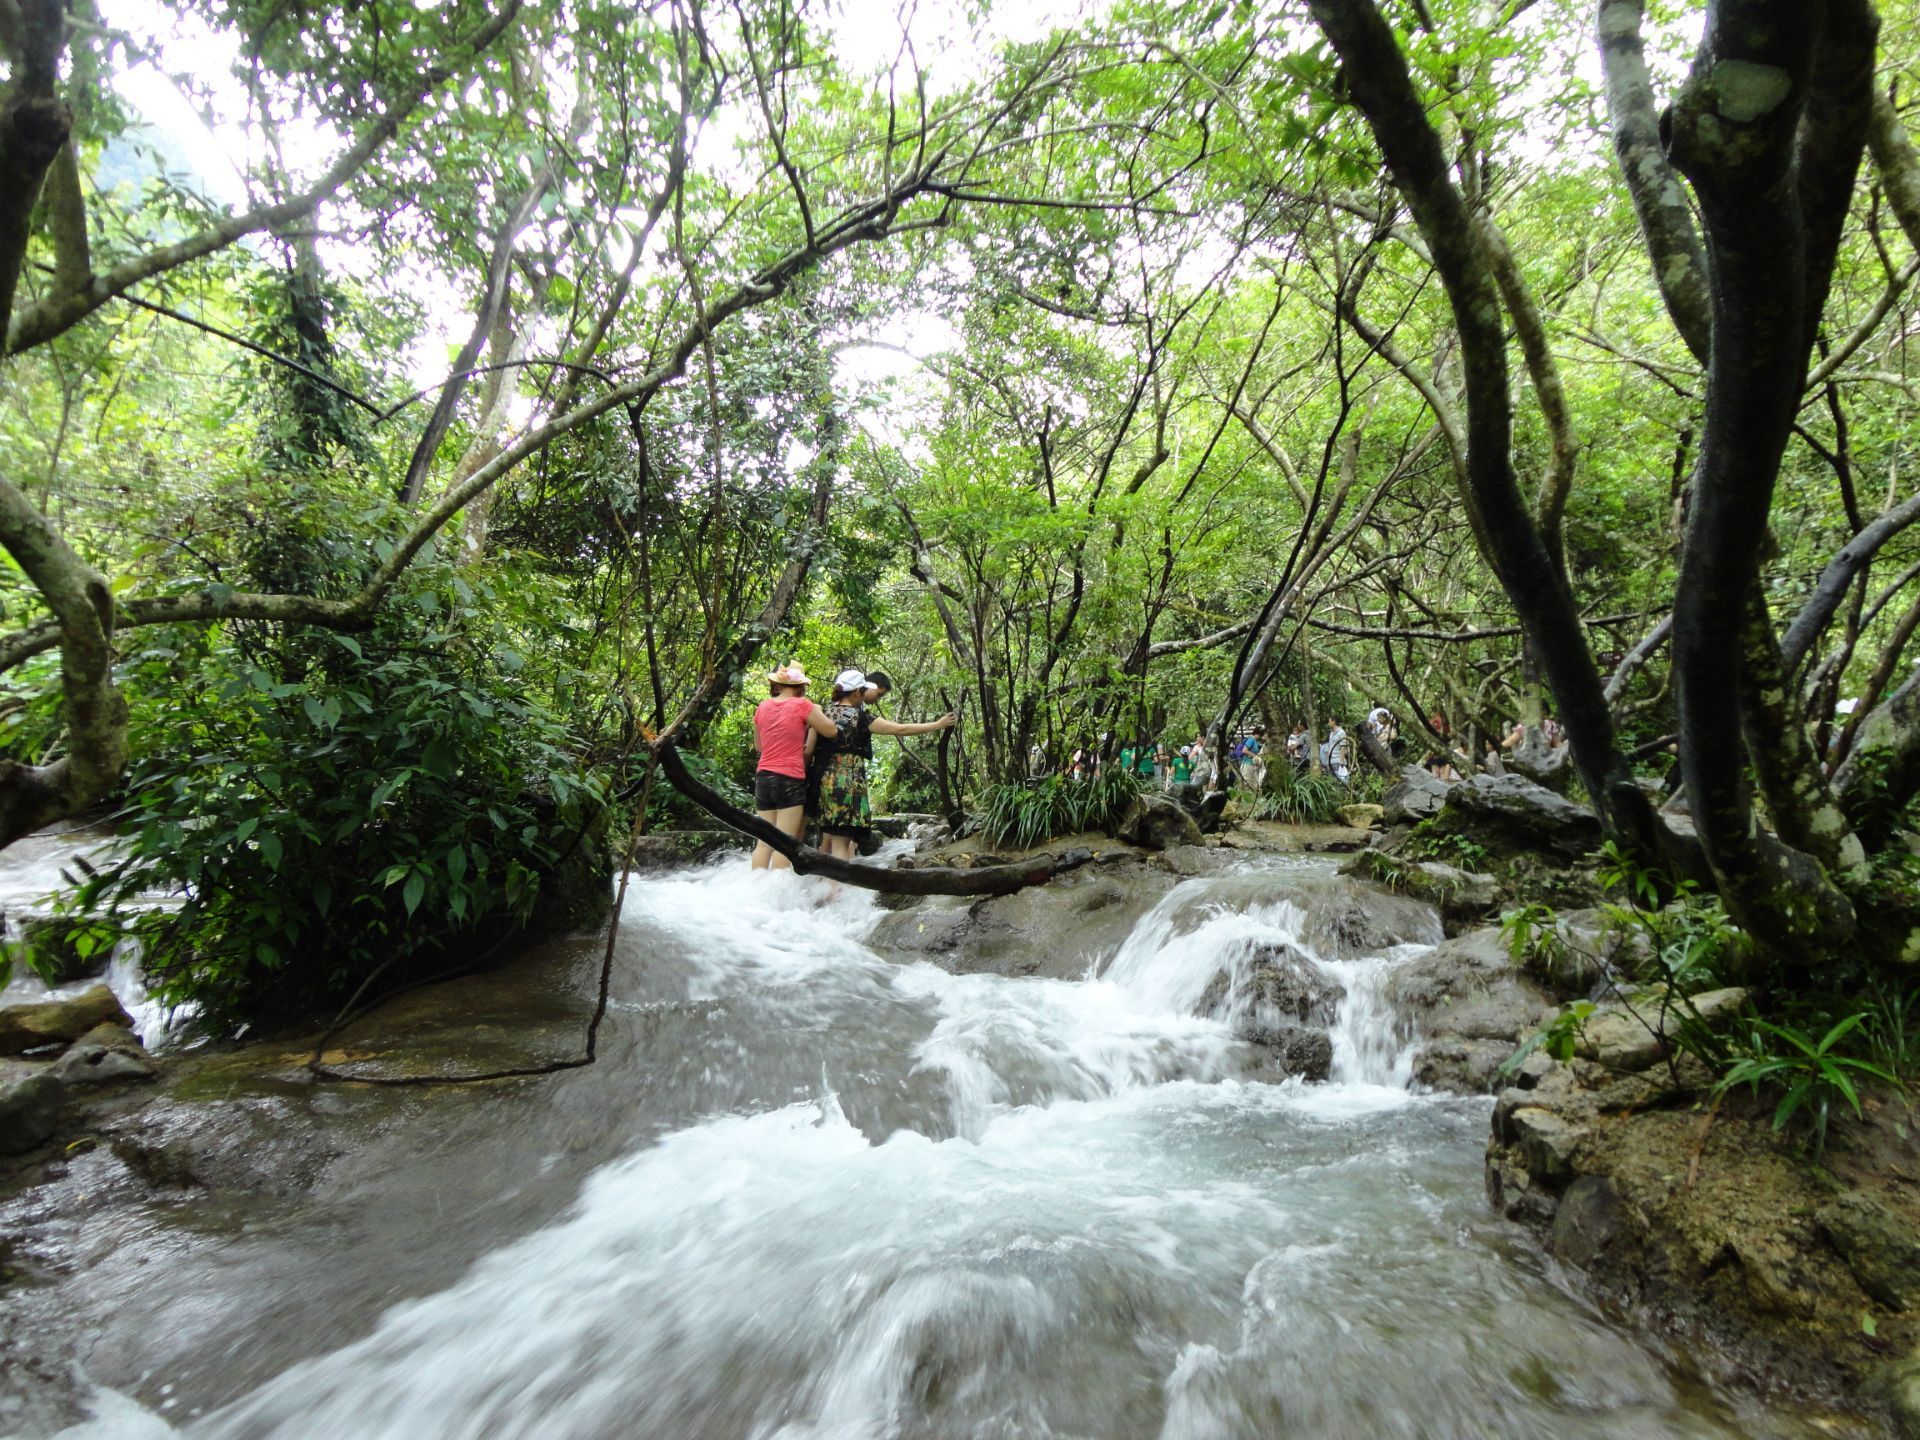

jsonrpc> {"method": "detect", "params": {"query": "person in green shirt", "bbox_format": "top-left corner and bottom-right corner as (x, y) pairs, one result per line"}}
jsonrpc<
(1134, 740), (1158, 780)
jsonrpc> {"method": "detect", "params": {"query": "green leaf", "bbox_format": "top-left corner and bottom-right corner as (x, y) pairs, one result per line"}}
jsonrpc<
(259, 833), (283, 870)
(402, 871), (426, 917)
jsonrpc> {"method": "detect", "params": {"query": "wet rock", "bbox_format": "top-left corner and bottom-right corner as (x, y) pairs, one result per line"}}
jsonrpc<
(1199, 942), (1342, 1082)
(872, 814), (936, 839)
(1887, 1349), (1920, 1440)
(6, 916), (115, 984)
(0, 1064), (63, 1153)
(1240, 1024), (1334, 1083)
(625, 830), (744, 871)
(1573, 986), (1748, 1072)
(1385, 927), (1555, 1093)
(1507, 1104), (1586, 1182)
(1817, 1192), (1920, 1311)
(1344, 851), (1498, 927)
(1116, 794), (1202, 851)
(1411, 1037), (1513, 1093)
(0, 985), (134, 1055)
(1299, 884), (1442, 959)
(1381, 765), (1450, 825)
(1550, 1174), (1622, 1269)
(1429, 773), (1601, 863)
(1336, 803), (1383, 831)
(869, 861), (1179, 980)
(50, 1023), (156, 1086)
(1197, 942), (1344, 1027)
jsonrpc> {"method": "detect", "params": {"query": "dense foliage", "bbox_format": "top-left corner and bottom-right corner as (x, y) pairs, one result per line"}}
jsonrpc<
(6, 0), (1920, 1033)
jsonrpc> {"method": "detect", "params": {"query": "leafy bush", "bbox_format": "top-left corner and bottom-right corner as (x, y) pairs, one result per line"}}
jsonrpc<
(68, 576), (604, 1031)
(1246, 767), (1347, 824)
(1713, 1013), (1896, 1153)
(1502, 843), (1910, 1147)
(975, 769), (1142, 849)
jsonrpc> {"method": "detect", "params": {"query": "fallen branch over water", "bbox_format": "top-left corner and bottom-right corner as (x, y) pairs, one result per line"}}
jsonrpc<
(653, 740), (1094, 896)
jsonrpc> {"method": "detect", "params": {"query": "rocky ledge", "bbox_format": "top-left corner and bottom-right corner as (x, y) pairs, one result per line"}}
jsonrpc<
(1485, 1013), (1920, 1436)
(0, 986), (157, 1155)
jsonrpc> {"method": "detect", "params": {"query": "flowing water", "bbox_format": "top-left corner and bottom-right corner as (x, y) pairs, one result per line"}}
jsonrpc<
(7, 851), (1842, 1438)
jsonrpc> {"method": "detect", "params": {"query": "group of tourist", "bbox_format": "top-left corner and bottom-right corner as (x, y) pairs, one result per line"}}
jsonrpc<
(749, 666), (1579, 873)
(1053, 729), (1272, 794)
(748, 662), (956, 871)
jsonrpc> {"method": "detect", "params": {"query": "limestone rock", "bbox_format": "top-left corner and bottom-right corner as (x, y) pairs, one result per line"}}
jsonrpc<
(1886, 1349), (1920, 1440)
(1507, 1104), (1587, 1181)
(1200, 941), (1342, 1082)
(1411, 1037), (1513, 1094)
(1430, 773), (1601, 862)
(625, 831), (744, 870)
(6, 916), (114, 984)
(0, 984), (135, 1055)
(1336, 803), (1384, 831)
(51, 1023), (156, 1086)
(1385, 926), (1557, 1093)
(1198, 941), (1344, 1027)
(1506, 728), (1572, 793)
(1299, 884), (1443, 959)
(1381, 765), (1451, 825)
(1116, 793), (1204, 851)
(1251, 1024), (1334, 1082)
(1573, 986), (1748, 1072)
(1550, 1174), (1623, 1269)
(0, 1065), (63, 1153)
(1346, 851), (1497, 924)
(1817, 1192), (1920, 1311)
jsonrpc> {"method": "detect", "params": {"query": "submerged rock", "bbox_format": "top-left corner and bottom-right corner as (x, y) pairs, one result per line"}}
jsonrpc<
(0, 985), (134, 1055)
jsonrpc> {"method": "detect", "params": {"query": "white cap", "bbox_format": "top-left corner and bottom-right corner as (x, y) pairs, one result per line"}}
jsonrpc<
(834, 668), (867, 692)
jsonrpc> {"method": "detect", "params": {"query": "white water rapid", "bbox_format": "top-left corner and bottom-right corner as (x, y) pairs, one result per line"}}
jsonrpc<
(26, 852), (1827, 1439)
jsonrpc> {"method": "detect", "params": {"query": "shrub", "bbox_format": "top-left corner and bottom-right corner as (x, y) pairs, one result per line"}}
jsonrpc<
(67, 577), (604, 1032)
(975, 769), (1142, 849)
(1246, 767), (1347, 825)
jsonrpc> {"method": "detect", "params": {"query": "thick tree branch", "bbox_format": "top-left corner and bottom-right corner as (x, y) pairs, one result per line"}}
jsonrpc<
(1595, 0), (1711, 361)
(1310, 0), (1657, 858)
(1780, 488), (1920, 675)
(653, 741), (1092, 896)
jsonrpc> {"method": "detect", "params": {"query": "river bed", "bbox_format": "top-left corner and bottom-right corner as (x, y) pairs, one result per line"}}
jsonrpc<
(1, 849), (1853, 1437)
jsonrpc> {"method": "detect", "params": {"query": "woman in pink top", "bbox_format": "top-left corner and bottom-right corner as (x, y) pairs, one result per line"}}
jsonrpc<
(751, 663), (838, 870)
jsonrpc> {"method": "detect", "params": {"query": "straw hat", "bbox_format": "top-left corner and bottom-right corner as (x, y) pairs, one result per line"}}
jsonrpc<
(768, 661), (813, 688)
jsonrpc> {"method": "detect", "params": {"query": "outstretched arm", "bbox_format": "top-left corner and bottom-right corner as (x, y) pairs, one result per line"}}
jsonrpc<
(807, 704), (839, 738)
(870, 712), (958, 737)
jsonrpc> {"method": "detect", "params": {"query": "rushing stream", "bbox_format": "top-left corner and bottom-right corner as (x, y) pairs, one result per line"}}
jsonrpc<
(7, 850), (1841, 1437)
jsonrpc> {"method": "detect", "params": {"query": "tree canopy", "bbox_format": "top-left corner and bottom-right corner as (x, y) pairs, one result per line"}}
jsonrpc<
(8, 0), (1920, 1014)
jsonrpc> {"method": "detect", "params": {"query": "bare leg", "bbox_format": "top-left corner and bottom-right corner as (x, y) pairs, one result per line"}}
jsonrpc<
(752, 809), (780, 870)
(769, 805), (805, 870)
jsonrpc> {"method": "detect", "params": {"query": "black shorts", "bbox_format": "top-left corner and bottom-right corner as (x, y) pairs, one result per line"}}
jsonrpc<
(754, 771), (807, 810)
